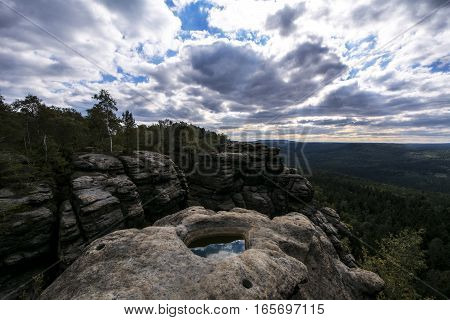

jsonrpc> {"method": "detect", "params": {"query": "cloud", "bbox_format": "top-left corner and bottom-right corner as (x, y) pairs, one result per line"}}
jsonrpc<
(0, 0), (449, 142)
(0, 0), (180, 104)
(266, 2), (306, 36)
(151, 39), (346, 118)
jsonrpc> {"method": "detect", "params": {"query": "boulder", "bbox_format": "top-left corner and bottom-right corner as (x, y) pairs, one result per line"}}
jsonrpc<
(41, 207), (384, 300)
(266, 168), (314, 203)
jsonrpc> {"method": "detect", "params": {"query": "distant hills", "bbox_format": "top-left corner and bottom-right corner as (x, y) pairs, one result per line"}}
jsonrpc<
(260, 141), (450, 194)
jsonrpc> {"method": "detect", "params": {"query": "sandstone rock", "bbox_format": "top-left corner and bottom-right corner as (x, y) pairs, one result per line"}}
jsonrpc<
(58, 201), (84, 266)
(241, 185), (274, 215)
(186, 142), (312, 216)
(41, 207), (383, 300)
(266, 168), (314, 204)
(70, 154), (145, 241)
(0, 183), (56, 268)
(71, 174), (144, 240)
(303, 207), (357, 268)
(120, 151), (188, 222)
(73, 153), (124, 174)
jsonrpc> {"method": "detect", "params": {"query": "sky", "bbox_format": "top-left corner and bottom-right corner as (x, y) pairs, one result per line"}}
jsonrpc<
(0, 0), (449, 143)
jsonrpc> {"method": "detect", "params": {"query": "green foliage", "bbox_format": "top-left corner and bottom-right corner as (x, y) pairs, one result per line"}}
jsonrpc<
(136, 119), (227, 169)
(0, 153), (41, 189)
(87, 89), (121, 152)
(311, 171), (450, 298)
(0, 91), (228, 188)
(274, 141), (450, 193)
(362, 229), (426, 299)
(122, 110), (136, 153)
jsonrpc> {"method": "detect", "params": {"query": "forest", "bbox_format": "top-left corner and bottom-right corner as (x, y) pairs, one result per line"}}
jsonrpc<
(311, 171), (450, 299)
(0, 91), (225, 190)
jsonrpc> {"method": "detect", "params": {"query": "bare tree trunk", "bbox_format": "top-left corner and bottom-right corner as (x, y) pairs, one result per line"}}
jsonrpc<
(106, 117), (113, 153)
(43, 134), (48, 163)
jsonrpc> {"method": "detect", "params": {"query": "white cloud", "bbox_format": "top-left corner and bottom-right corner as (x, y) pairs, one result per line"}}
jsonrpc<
(0, 0), (449, 142)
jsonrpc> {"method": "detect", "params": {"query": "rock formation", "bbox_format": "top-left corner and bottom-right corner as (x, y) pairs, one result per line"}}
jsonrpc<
(0, 183), (56, 268)
(57, 152), (188, 265)
(0, 182), (57, 299)
(1, 143), (384, 300)
(41, 207), (384, 299)
(119, 151), (188, 222)
(187, 142), (313, 215)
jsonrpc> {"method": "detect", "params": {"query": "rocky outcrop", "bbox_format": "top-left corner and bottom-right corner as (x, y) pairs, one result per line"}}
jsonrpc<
(70, 154), (145, 236)
(58, 200), (84, 267)
(0, 182), (57, 299)
(119, 151), (188, 222)
(56, 154), (145, 266)
(0, 183), (56, 268)
(303, 207), (357, 268)
(1, 151), (190, 298)
(56, 152), (189, 265)
(187, 142), (313, 216)
(41, 207), (384, 300)
(1, 144), (385, 300)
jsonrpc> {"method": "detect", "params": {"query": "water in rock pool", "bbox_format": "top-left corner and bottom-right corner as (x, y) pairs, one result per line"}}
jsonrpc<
(190, 239), (245, 259)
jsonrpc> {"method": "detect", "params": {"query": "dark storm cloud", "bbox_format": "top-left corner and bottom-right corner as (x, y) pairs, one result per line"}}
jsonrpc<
(266, 3), (306, 36)
(160, 40), (346, 120)
(132, 104), (206, 122)
(0, 0), (98, 45)
(304, 83), (450, 118)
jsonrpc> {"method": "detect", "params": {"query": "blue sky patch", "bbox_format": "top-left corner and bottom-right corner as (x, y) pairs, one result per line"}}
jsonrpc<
(428, 59), (450, 73)
(346, 68), (360, 79)
(179, 0), (213, 31)
(149, 55), (165, 65)
(234, 29), (269, 45)
(344, 34), (377, 59)
(362, 57), (377, 70)
(379, 53), (393, 69)
(164, 0), (175, 9)
(167, 49), (178, 58)
(117, 67), (148, 84)
(100, 73), (117, 83)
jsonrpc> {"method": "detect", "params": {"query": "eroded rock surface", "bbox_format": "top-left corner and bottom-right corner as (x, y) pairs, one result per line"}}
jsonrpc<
(70, 154), (145, 237)
(0, 182), (57, 299)
(55, 154), (145, 266)
(58, 200), (84, 267)
(120, 151), (188, 222)
(0, 183), (56, 268)
(57, 152), (189, 265)
(187, 142), (314, 216)
(41, 207), (383, 300)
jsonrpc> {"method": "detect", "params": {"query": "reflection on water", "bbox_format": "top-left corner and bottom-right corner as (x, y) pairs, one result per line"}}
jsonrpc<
(191, 239), (245, 259)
